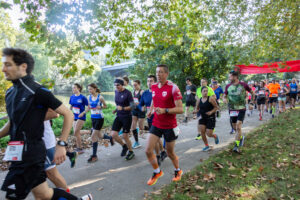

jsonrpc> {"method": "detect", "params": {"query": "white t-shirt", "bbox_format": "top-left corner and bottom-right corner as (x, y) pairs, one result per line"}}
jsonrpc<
(43, 120), (56, 149)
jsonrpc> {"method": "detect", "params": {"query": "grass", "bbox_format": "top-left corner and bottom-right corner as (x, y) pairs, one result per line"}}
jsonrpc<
(148, 108), (300, 200)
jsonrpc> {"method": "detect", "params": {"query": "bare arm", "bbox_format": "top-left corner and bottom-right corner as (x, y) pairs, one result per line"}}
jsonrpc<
(156, 99), (183, 115)
(45, 109), (59, 121)
(0, 115), (9, 120)
(208, 97), (219, 114)
(100, 97), (107, 109)
(53, 104), (74, 165)
(0, 121), (10, 138)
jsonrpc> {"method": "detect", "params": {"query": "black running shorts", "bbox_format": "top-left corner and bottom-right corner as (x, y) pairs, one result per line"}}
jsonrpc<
(150, 125), (178, 142)
(199, 117), (216, 130)
(112, 116), (132, 133)
(269, 97), (278, 103)
(257, 98), (266, 105)
(132, 109), (146, 118)
(290, 93), (297, 99)
(186, 100), (196, 107)
(230, 110), (246, 124)
(92, 118), (104, 131)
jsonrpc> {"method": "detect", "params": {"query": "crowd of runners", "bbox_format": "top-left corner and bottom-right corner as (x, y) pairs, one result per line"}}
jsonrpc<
(0, 48), (299, 199)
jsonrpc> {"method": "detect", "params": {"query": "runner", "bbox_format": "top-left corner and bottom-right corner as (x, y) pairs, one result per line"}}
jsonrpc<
(131, 80), (145, 149)
(79, 83), (114, 163)
(278, 80), (289, 113)
(195, 78), (216, 140)
(197, 86), (220, 151)
(110, 78), (135, 160)
(223, 70), (254, 153)
(212, 80), (224, 118)
(123, 76), (134, 93)
(0, 48), (92, 200)
(43, 119), (68, 191)
(256, 81), (267, 121)
(69, 83), (89, 154)
(265, 79), (270, 112)
(267, 79), (280, 118)
(247, 82), (255, 117)
(145, 64), (184, 186)
(289, 78), (299, 109)
(285, 80), (291, 105)
(183, 77), (197, 123)
(139, 75), (167, 166)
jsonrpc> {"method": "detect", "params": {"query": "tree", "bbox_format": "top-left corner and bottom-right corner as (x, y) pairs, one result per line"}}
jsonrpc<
(130, 35), (230, 92)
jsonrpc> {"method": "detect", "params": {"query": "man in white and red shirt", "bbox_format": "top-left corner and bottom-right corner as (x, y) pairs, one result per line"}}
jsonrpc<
(145, 64), (184, 186)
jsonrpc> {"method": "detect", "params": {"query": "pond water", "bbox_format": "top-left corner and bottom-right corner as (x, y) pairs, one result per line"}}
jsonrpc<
(55, 92), (116, 106)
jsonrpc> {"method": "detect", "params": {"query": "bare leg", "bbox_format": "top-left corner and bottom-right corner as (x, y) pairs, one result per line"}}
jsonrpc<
(46, 167), (68, 190)
(165, 141), (179, 169)
(123, 133), (133, 151)
(111, 131), (125, 146)
(145, 134), (160, 169)
(74, 120), (85, 148)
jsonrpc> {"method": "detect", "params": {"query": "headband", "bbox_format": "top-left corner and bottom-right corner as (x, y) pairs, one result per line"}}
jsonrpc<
(114, 79), (124, 86)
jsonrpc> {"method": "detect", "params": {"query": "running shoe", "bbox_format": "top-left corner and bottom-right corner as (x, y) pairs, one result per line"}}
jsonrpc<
(195, 134), (202, 140)
(87, 155), (98, 163)
(230, 129), (235, 134)
(68, 152), (77, 168)
(183, 117), (188, 123)
(233, 146), (240, 153)
(259, 113), (262, 121)
(121, 145), (128, 157)
(132, 142), (142, 149)
(172, 169), (183, 182)
(240, 136), (245, 147)
(214, 135), (219, 144)
(75, 148), (85, 155)
(81, 194), (93, 200)
(156, 155), (161, 166)
(202, 146), (210, 152)
(109, 136), (115, 146)
(147, 170), (164, 186)
(125, 151), (135, 160)
(160, 151), (167, 162)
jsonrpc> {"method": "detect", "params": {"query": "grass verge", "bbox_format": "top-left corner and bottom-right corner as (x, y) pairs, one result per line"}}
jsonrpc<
(148, 109), (300, 200)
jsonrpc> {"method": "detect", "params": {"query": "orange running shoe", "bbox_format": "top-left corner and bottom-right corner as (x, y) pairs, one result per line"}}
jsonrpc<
(147, 170), (164, 186)
(172, 170), (183, 182)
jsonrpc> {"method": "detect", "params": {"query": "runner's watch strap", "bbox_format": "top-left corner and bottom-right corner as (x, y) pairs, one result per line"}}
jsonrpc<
(57, 140), (68, 147)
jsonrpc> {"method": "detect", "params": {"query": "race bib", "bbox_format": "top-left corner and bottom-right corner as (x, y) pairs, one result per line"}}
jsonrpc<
(187, 90), (191, 95)
(3, 141), (24, 161)
(259, 91), (265, 95)
(173, 126), (181, 137)
(72, 107), (80, 114)
(91, 108), (100, 115)
(230, 111), (239, 117)
(272, 94), (278, 97)
(134, 97), (139, 104)
(291, 88), (296, 92)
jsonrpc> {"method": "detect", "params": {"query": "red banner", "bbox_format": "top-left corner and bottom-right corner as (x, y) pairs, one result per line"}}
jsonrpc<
(235, 60), (300, 75)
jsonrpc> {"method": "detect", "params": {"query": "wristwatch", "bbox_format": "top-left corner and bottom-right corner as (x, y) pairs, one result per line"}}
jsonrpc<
(165, 108), (169, 114)
(57, 140), (68, 147)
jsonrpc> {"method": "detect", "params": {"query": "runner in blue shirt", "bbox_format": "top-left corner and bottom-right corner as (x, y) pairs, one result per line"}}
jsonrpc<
(212, 81), (223, 118)
(289, 78), (299, 108)
(79, 83), (114, 163)
(69, 83), (88, 154)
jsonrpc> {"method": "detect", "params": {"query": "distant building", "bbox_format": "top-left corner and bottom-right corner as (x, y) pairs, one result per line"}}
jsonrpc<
(101, 60), (136, 77)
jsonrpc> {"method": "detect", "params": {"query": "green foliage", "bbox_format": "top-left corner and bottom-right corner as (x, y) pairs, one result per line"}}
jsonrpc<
(150, 109), (300, 199)
(94, 70), (114, 92)
(131, 35), (229, 91)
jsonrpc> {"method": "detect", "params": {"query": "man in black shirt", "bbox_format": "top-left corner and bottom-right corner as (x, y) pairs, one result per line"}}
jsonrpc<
(0, 48), (92, 200)
(184, 77), (197, 122)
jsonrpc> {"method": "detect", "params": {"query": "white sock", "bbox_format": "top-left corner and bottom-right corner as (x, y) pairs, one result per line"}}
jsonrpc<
(175, 168), (181, 171)
(153, 168), (160, 173)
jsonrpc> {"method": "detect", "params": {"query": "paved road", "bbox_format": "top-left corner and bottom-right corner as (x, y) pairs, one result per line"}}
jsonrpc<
(0, 109), (272, 200)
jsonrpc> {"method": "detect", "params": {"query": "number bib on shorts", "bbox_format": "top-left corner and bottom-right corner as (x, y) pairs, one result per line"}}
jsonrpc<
(3, 141), (24, 161)
(230, 111), (239, 117)
(272, 94), (278, 97)
(259, 90), (265, 95)
(72, 107), (80, 114)
(173, 126), (181, 136)
(186, 90), (191, 95)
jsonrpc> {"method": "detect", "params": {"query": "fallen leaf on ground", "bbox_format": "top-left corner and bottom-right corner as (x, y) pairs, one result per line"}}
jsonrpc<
(194, 185), (204, 190)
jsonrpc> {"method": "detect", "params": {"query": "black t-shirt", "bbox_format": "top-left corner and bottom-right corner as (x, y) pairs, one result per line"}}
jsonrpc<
(115, 89), (133, 117)
(186, 84), (197, 102)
